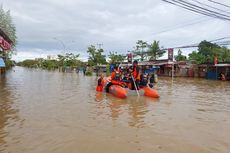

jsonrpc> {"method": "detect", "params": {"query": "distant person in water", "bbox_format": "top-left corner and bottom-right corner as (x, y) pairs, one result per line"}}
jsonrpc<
(96, 74), (104, 92)
(219, 72), (226, 81)
(83, 66), (86, 75)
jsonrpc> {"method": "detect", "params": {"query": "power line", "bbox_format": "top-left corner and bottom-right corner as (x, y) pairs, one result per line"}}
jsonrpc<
(191, 0), (230, 15)
(96, 43), (103, 49)
(210, 36), (230, 42)
(207, 0), (230, 9)
(162, 0), (229, 20)
(173, 36), (230, 49)
(162, 0), (230, 21)
(175, 0), (230, 18)
(151, 17), (211, 36)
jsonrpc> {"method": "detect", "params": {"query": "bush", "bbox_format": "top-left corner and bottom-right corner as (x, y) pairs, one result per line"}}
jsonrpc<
(85, 71), (93, 76)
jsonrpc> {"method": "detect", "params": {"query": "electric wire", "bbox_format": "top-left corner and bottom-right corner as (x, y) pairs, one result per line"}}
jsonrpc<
(162, 0), (230, 21)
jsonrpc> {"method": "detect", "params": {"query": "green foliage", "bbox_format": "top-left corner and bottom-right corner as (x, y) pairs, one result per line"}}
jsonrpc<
(87, 45), (107, 66)
(17, 59), (39, 68)
(134, 40), (148, 61)
(63, 53), (80, 67)
(106, 64), (110, 76)
(57, 53), (82, 67)
(40, 60), (58, 70)
(215, 46), (230, 62)
(148, 40), (165, 60)
(85, 71), (93, 76)
(17, 52), (84, 71)
(174, 49), (187, 61)
(136, 40), (148, 51)
(189, 41), (230, 64)
(189, 51), (207, 64)
(108, 51), (125, 63)
(198, 40), (220, 57)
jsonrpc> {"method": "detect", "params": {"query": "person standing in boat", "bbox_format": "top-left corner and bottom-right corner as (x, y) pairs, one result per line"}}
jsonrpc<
(131, 60), (140, 90)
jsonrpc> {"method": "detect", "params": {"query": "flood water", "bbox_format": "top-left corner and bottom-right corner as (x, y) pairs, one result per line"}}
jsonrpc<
(0, 67), (230, 153)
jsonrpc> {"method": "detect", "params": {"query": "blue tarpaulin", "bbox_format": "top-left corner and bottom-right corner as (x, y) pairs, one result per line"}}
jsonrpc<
(0, 58), (6, 67)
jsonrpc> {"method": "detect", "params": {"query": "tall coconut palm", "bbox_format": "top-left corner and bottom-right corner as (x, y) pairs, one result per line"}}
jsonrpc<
(148, 40), (165, 60)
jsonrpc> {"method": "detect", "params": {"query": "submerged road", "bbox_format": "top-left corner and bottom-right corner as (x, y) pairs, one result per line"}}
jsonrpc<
(0, 67), (230, 153)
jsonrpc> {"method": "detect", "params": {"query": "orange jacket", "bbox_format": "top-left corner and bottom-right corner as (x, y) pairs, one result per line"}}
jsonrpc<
(132, 66), (140, 80)
(111, 70), (121, 80)
(97, 78), (104, 86)
(96, 78), (104, 92)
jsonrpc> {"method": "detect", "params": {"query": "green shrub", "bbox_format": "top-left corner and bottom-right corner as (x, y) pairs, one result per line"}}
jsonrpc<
(85, 71), (93, 76)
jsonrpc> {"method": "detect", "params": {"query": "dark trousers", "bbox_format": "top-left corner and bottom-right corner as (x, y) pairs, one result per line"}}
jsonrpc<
(131, 80), (139, 90)
(106, 82), (113, 93)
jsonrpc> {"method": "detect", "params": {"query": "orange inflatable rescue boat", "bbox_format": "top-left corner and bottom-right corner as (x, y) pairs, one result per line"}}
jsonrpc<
(96, 77), (160, 99)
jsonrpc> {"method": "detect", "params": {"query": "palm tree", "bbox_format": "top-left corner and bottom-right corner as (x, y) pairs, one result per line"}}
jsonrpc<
(134, 40), (148, 61)
(148, 40), (165, 60)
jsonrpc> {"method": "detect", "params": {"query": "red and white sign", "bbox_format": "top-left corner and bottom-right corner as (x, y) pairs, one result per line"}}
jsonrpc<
(0, 36), (11, 50)
(214, 56), (218, 65)
(127, 53), (132, 63)
(168, 48), (174, 61)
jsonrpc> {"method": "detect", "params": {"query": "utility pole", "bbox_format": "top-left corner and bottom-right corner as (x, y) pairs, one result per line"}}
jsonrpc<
(97, 43), (103, 49)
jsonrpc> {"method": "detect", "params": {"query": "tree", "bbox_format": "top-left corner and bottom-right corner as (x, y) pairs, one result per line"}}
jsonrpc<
(17, 59), (39, 68)
(57, 53), (81, 68)
(57, 54), (65, 67)
(148, 40), (165, 60)
(134, 40), (148, 61)
(197, 40), (222, 63)
(217, 46), (230, 62)
(87, 45), (107, 66)
(108, 51), (125, 63)
(188, 40), (230, 64)
(198, 40), (220, 57)
(188, 51), (206, 64)
(174, 49), (187, 61)
(64, 53), (80, 67)
(41, 60), (58, 70)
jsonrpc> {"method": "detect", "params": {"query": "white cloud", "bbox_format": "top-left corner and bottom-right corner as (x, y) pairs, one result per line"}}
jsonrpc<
(1, 0), (230, 61)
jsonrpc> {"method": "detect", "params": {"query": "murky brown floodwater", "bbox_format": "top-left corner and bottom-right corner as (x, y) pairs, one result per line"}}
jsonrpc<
(0, 67), (230, 153)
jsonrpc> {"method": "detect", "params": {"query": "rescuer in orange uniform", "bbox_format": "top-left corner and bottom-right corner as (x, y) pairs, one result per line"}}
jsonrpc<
(131, 60), (140, 90)
(96, 74), (104, 92)
(111, 66), (122, 84)
(106, 66), (123, 92)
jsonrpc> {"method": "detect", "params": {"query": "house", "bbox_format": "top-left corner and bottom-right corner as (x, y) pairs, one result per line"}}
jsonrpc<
(0, 28), (12, 74)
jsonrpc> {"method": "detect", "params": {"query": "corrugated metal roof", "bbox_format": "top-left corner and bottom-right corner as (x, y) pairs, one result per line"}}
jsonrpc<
(0, 58), (6, 67)
(215, 64), (230, 67)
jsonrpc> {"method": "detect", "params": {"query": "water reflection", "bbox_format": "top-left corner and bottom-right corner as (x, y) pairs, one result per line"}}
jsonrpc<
(108, 99), (127, 121)
(0, 74), (21, 152)
(0, 67), (229, 153)
(127, 98), (148, 128)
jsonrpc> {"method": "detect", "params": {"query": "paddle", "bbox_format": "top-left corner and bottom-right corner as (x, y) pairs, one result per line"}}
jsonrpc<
(131, 74), (140, 97)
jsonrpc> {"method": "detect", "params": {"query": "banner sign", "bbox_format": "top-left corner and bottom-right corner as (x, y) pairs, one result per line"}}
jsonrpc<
(214, 56), (218, 65)
(127, 53), (132, 63)
(168, 48), (174, 61)
(0, 36), (11, 50)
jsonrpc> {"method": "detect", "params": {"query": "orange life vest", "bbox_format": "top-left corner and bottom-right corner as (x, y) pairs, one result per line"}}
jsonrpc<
(96, 78), (104, 92)
(132, 66), (140, 80)
(111, 70), (121, 81)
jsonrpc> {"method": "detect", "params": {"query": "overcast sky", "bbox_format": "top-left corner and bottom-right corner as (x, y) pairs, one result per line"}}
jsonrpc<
(1, 0), (230, 61)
